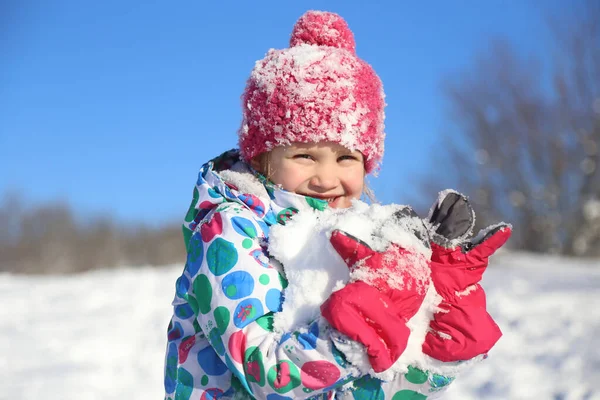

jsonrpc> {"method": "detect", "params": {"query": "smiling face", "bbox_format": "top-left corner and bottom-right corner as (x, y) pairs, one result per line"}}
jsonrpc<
(253, 142), (365, 209)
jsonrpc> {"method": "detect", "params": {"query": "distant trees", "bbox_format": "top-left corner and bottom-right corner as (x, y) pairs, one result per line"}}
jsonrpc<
(421, 1), (600, 256)
(0, 192), (185, 274)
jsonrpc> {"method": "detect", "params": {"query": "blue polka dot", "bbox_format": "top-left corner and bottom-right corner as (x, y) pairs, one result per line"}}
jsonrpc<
(222, 385), (235, 398)
(222, 271), (255, 299)
(309, 321), (320, 336)
(279, 333), (292, 344)
(224, 186), (235, 198)
(231, 216), (258, 238)
(265, 288), (283, 312)
(233, 298), (263, 328)
(257, 220), (269, 235)
(175, 304), (195, 319)
(250, 249), (269, 268)
(297, 322), (320, 350)
(186, 234), (204, 276)
(267, 394), (293, 400)
(176, 274), (190, 299)
(197, 346), (228, 376)
(264, 210), (278, 225)
(207, 187), (221, 198)
(430, 374), (455, 388)
(298, 332), (318, 350)
(197, 171), (206, 185)
(164, 343), (177, 394)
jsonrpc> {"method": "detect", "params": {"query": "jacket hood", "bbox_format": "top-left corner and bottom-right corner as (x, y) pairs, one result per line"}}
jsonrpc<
(182, 149), (331, 250)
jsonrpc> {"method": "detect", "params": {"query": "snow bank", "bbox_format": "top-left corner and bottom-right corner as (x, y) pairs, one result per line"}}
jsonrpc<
(1, 253), (599, 400)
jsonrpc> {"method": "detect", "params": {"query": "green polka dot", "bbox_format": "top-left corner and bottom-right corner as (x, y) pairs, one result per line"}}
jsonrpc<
(193, 319), (203, 335)
(226, 285), (237, 298)
(165, 344), (177, 392)
(405, 366), (428, 384)
(278, 272), (289, 289)
(242, 238), (253, 249)
(214, 306), (230, 335)
(276, 207), (298, 224)
(201, 375), (209, 386)
(207, 238), (238, 276)
(209, 327), (225, 356)
(183, 226), (193, 252)
(188, 294), (199, 315)
(306, 196), (328, 211)
(255, 314), (274, 332)
(352, 375), (384, 400)
(244, 346), (266, 386)
(193, 274), (212, 315)
(267, 360), (300, 393)
(231, 375), (245, 392)
(184, 187), (200, 222)
(259, 274), (270, 285)
(176, 367), (194, 399)
(391, 390), (427, 400)
(332, 344), (349, 368)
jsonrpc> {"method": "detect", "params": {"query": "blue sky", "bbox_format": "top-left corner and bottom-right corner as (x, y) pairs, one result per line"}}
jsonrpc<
(1, 1), (563, 224)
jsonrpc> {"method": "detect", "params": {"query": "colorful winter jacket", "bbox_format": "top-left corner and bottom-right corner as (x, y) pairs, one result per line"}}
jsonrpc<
(164, 150), (457, 400)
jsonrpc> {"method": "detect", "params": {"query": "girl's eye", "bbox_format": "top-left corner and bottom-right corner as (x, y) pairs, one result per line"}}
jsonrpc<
(294, 154), (313, 160)
(338, 155), (358, 162)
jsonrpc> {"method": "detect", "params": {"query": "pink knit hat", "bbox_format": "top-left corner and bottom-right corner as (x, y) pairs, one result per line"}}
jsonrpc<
(238, 10), (386, 173)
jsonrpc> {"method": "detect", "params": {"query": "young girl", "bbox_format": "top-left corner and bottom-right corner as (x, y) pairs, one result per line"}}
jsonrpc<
(164, 11), (510, 400)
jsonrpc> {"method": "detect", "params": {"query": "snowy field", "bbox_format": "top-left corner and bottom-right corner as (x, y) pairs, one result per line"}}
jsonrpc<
(2, 252), (599, 400)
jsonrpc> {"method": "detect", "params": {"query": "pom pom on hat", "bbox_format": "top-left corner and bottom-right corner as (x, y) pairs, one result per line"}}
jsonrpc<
(290, 11), (356, 53)
(238, 10), (386, 173)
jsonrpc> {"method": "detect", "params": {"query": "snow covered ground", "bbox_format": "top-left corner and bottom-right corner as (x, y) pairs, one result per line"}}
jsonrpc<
(2, 252), (599, 400)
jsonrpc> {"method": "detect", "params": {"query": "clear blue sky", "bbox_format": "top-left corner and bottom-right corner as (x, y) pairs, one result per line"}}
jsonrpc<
(1, 1), (563, 224)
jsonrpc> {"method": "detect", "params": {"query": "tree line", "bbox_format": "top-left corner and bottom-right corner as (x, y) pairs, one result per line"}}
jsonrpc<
(418, 0), (600, 257)
(0, 192), (185, 274)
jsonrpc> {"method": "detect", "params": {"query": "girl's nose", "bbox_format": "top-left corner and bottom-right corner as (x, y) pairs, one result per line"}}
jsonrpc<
(309, 167), (339, 191)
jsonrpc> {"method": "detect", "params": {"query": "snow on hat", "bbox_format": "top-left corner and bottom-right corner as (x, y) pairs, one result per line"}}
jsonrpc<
(238, 10), (386, 173)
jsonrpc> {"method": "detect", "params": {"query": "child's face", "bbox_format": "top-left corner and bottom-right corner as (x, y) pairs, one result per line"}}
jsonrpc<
(264, 142), (365, 209)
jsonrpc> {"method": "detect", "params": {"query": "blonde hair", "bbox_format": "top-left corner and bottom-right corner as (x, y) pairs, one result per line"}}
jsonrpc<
(251, 152), (377, 204)
(253, 152), (273, 180)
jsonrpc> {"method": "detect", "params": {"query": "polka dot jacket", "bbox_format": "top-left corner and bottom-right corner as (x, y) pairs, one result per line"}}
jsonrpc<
(164, 150), (456, 400)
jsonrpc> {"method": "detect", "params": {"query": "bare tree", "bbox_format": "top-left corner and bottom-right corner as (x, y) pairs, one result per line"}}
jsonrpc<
(0, 192), (186, 274)
(420, 2), (600, 256)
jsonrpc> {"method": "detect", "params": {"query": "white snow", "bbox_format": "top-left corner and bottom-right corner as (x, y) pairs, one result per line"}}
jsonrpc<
(268, 207), (350, 335)
(268, 200), (432, 342)
(1, 252), (599, 400)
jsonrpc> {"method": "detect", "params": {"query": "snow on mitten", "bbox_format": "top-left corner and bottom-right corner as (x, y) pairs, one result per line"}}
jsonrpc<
(321, 206), (431, 373)
(423, 190), (512, 362)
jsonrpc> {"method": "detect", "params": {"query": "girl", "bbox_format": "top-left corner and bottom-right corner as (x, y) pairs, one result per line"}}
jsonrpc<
(164, 11), (510, 400)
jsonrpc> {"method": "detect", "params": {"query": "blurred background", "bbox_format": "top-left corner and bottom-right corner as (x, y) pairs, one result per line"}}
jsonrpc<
(1, 1), (599, 399)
